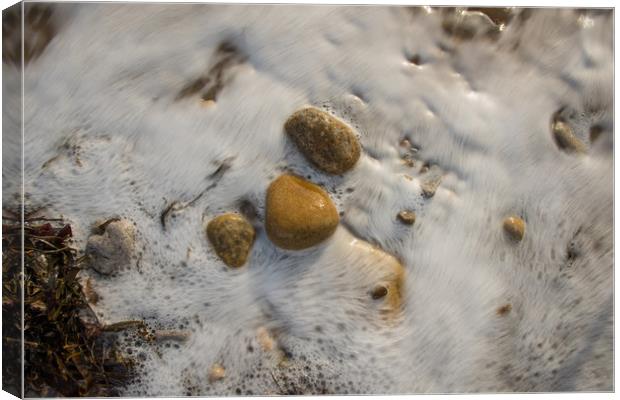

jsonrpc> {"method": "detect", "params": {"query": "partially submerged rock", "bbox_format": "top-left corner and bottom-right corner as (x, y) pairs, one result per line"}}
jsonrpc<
(421, 177), (442, 198)
(85, 219), (136, 275)
(256, 326), (276, 352)
(206, 213), (255, 268)
(397, 210), (416, 225)
(551, 119), (587, 153)
(265, 174), (339, 250)
(420, 164), (443, 198)
(503, 216), (525, 242)
(284, 107), (361, 175)
(208, 363), (226, 383)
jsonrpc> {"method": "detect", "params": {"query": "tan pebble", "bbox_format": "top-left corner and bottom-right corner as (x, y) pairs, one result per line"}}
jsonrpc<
(421, 178), (441, 198)
(256, 327), (275, 352)
(397, 210), (416, 225)
(551, 120), (587, 153)
(503, 216), (525, 242)
(284, 107), (361, 175)
(207, 213), (255, 268)
(265, 174), (339, 250)
(84, 278), (99, 305)
(208, 363), (225, 383)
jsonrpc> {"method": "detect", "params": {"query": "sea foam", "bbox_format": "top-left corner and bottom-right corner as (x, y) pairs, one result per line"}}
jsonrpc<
(3, 5), (612, 394)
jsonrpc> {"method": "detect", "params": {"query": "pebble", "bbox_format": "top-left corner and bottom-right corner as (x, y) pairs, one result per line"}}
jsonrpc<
(421, 178), (442, 198)
(85, 219), (136, 275)
(284, 107), (361, 175)
(206, 213), (255, 268)
(256, 327), (276, 352)
(208, 363), (226, 383)
(265, 174), (339, 250)
(397, 210), (416, 225)
(503, 216), (525, 242)
(551, 119), (587, 153)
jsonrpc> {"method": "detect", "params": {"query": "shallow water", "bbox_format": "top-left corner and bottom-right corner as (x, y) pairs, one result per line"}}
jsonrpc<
(3, 4), (613, 394)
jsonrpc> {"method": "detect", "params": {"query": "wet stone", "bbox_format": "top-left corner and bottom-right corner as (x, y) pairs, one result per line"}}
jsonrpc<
(284, 107), (361, 175)
(397, 210), (416, 225)
(208, 363), (226, 383)
(503, 216), (525, 242)
(85, 219), (136, 275)
(265, 174), (339, 250)
(551, 119), (587, 153)
(206, 213), (255, 268)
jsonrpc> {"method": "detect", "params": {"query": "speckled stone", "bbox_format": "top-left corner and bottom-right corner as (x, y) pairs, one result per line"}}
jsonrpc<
(503, 216), (525, 242)
(207, 213), (255, 268)
(284, 107), (361, 175)
(265, 174), (339, 250)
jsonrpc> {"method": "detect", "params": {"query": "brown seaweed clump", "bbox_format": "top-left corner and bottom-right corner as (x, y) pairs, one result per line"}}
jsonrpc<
(2, 212), (136, 397)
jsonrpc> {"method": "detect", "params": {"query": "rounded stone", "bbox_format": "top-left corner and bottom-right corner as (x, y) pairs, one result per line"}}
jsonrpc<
(265, 174), (339, 250)
(284, 107), (361, 175)
(85, 219), (136, 275)
(208, 363), (225, 383)
(397, 210), (416, 225)
(206, 213), (255, 268)
(503, 216), (525, 242)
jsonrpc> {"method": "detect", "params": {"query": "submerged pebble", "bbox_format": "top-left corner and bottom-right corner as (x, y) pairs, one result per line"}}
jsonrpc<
(421, 177), (442, 198)
(503, 216), (525, 242)
(208, 363), (226, 383)
(551, 119), (587, 153)
(265, 174), (339, 250)
(256, 327), (276, 352)
(397, 210), (416, 225)
(206, 213), (255, 268)
(85, 219), (136, 275)
(284, 107), (361, 175)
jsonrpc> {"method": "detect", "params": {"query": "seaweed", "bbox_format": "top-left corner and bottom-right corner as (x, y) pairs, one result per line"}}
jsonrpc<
(2, 212), (136, 397)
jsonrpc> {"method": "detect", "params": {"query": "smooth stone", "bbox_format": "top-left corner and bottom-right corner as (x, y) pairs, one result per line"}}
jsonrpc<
(371, 285), (389, 299)
(85, 219), (136, 275)
(207, 213), (255, 268)
(503, 216), (525, 242)
(208, 363), (225, 383)
(284, 107), (361, 175)
(265, 174), (339, 250)
(552, 120), (587, 153)
(397, 210), (416, 225)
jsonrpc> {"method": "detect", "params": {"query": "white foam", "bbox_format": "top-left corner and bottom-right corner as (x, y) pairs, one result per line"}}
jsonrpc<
(5, 5), (612, 394)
